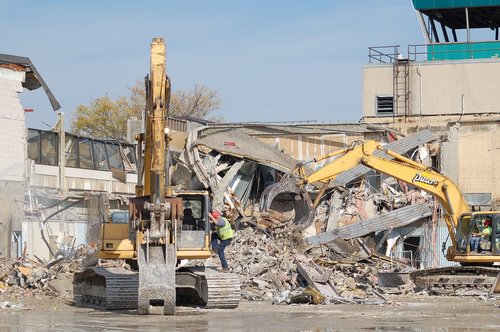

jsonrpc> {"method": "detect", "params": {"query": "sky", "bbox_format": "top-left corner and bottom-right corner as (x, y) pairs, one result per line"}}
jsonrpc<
(1, 0), (424, 130)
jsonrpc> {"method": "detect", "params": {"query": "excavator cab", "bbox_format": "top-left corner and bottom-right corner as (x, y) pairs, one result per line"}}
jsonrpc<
(456, 212), (499, 256)
(176, 191), (211, 252)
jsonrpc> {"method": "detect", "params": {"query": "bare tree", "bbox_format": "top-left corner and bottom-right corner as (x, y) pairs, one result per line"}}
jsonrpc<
(71, 81), (223, 140)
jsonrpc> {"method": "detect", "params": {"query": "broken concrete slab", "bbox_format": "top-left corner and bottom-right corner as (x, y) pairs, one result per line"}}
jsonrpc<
(306, 203), (432, 245)
(294, 253), (338, 300)
(191, 129), (299, 173)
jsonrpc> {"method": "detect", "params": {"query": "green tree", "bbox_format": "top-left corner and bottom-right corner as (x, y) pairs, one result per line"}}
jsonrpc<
(71, 82), (222, 140)
(71, 95), (137, 140)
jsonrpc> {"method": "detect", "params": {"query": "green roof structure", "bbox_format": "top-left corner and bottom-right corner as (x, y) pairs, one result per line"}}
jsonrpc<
(413, 0), (500, 10)
(411, 0), (500, 60)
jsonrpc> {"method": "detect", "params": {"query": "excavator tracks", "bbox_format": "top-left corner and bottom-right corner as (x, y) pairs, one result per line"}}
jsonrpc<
(410, 266), (500, 294)
(204, 272), (241, 309)
(74, 267), (241, 311)
(73, 267), (139, 310)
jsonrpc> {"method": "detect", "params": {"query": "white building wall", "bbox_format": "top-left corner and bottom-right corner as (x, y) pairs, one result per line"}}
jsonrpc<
(0, 68), (26, 182)
(0, 67), (27, 257)
(458, 123), (499, 198)
(362, 59), (500, 207)
(363, 59), (500, 117)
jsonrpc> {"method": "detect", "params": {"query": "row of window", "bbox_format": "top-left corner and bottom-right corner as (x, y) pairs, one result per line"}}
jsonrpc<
(27, 129), (137, 172)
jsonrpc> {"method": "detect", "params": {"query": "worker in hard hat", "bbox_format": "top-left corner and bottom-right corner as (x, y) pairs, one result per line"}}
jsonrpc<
(209, 210), (234, 272)
(479, 219), (493, 252)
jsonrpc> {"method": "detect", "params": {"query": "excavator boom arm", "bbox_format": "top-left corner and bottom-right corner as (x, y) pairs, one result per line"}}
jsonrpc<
(292, 141), (471, 246)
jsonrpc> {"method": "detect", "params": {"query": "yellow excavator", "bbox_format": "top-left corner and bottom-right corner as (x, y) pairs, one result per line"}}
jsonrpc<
(261, 140), (500, 291)
(73, 38), (240, 314)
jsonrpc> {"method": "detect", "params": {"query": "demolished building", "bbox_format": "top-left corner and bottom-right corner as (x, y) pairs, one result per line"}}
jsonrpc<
(0, 54), (60, 258)
(2, 108), (491, 273)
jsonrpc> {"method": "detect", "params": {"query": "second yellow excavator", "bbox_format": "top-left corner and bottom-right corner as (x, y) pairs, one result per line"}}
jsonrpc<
(261, 140), (500, 291)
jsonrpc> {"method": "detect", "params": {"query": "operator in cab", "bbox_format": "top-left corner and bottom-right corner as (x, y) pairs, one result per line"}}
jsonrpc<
(479, 219), (493, 252)
(209, 210), (234, 272)
(471, 218), (492, 253)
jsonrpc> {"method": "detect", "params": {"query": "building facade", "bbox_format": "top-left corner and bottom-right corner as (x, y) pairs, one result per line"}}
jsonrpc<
(362, 1), (500, 208)
(0, 64), (27, 257)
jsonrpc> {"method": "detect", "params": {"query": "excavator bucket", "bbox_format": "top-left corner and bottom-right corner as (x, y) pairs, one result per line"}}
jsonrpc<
(137, 243), (176, 315)
(259, 178), (315, 226)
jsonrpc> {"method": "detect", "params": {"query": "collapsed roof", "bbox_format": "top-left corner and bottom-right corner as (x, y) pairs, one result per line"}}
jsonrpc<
(0, 53), (60, 111)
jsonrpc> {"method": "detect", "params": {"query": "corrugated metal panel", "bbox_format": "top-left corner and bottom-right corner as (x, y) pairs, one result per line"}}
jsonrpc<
(307, 203), (432, 245)
(435, 222), (457, 267)
(334, 129), (439, 186)
(193, 129), (299, 173)
(416, 219), (457, 268)
(377, 218), (458, 269)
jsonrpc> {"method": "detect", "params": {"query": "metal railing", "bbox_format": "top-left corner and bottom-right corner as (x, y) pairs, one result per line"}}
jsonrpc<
(368, 45), (400, 64)
(369, 42), (500, 64)
(408, 42), (500, 62)
(390, 250), (415, 268)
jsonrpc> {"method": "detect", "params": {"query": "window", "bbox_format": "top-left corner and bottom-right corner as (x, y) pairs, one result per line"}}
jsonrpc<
(93, 141), (109, 171)
(121, 145), (137, 172)
(40, 132), (58, 166)
(106, 144), (124, 171)
(65, 136), (78, 167)
(78, 138), (93, 169)
(27, 129), (40, 163)
(376, 96), (394, 116)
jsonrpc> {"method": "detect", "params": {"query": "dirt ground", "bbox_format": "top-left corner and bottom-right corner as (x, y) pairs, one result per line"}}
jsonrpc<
(0, 293), (498, 331)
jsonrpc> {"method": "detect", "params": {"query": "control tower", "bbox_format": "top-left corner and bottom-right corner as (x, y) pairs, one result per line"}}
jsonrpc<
(413, 0), (500, 60)
(362, 1), (500, 221)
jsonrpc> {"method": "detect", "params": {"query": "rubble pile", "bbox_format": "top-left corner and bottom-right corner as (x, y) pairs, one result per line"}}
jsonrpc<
(0, 250), (85, 300)
(315, 180), (431, 232)
(226, 219), (305, 302)
(225, 215), (412, 305)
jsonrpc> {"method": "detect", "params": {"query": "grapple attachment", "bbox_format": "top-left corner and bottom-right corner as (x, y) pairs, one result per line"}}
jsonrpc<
(259, 178), (315, 226)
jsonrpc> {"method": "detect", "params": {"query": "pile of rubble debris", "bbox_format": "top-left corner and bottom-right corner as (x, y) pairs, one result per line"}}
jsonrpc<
(225, 211), (416, 306)
(0, 250), (85, 302)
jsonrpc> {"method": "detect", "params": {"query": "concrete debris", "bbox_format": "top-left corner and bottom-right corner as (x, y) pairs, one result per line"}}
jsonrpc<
(225, 223), (304, 302)
(175, 130), (442, 304)
(0, 301), (22, 309)
(0, 246), (88, 300)
(224, 220), (410, 306)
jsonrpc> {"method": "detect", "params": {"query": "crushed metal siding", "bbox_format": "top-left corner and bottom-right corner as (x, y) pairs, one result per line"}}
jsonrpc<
(333, 129), (439, 186)
(435, 222), (458, 267)
(307, 203), (432, 245)
(418, 220), (457, 268)
(393, 219), (458, 269)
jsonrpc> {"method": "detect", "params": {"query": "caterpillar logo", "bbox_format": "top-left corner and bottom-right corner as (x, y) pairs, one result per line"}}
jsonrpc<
(412, 173), (438, 187)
